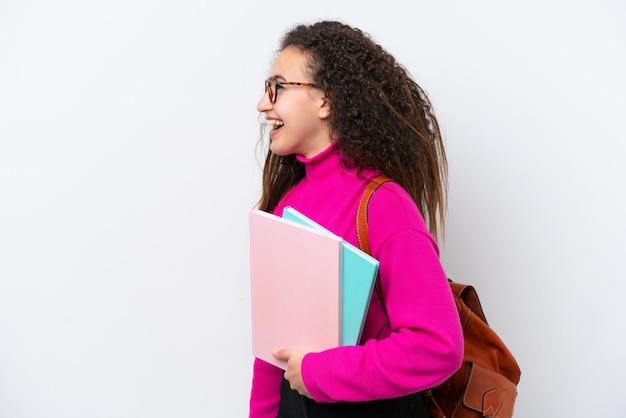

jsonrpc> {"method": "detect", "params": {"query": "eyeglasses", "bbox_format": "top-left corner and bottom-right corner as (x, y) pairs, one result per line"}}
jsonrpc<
(264, 77), (316, 103)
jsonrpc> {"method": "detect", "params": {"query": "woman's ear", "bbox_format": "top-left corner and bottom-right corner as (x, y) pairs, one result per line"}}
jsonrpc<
(318, 98), (330, 119)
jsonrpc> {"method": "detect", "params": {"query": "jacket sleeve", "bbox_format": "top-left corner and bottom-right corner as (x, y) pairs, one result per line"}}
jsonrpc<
(249, 357), (283, 418)
(300, 184), (464, 403)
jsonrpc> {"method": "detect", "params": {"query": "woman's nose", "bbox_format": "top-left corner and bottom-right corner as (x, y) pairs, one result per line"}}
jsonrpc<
(257, 91), (272, 112)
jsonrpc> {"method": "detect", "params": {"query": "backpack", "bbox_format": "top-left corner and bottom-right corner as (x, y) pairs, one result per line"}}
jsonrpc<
(357, 176), (521, 418)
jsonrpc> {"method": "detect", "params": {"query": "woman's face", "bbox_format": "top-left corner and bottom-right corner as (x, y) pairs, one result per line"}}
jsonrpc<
(257, 46), (331, 158)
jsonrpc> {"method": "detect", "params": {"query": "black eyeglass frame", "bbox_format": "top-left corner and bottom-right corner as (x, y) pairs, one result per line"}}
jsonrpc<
(264, 77), (317, 103)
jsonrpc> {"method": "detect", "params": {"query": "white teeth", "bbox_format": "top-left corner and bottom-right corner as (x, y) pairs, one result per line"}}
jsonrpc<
(266, 120), (284, 128)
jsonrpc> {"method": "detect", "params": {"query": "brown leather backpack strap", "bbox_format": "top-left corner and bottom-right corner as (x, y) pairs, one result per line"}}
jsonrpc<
(357, 175), (449, 415)
(356, 175), (393, 306)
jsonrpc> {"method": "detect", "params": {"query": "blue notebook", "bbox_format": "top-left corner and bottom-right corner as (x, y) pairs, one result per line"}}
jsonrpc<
(282, 206), (379, 346)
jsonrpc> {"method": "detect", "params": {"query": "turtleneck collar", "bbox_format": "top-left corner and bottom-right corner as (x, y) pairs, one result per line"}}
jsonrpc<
(295, 143), (343, 181)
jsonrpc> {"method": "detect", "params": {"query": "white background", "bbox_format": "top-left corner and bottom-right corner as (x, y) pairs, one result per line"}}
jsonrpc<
(1, 1), (624, 417)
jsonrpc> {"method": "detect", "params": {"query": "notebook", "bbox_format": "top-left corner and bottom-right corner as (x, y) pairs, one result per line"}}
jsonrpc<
(249, 209), (343, 369)
(282, 206), (379, 346)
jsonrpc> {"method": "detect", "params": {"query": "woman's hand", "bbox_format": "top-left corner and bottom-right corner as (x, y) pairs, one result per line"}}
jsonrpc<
(273, 349), (312, 398)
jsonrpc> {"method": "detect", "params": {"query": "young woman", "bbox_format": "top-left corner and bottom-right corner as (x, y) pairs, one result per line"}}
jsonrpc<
(250, 20), (463, 418)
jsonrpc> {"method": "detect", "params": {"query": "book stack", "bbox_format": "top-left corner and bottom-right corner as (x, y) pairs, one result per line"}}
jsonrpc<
(249, 207), (379, 369)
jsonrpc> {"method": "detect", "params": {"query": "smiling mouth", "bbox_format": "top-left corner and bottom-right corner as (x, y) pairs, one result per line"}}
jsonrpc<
(267, 119), (284, 131)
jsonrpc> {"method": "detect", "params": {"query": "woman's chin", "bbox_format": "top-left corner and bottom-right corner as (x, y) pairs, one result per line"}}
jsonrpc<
(269, 141), (293, 157)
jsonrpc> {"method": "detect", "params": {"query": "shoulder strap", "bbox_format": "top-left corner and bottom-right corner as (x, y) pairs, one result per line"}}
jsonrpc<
(357, 175), (393, 307)
(358, 178), (489, 325)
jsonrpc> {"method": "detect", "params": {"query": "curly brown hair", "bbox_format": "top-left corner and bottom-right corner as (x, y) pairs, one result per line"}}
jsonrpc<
(258, 20), (448, 240)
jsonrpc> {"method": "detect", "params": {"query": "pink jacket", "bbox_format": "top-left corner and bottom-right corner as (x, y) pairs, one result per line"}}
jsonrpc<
(249, 144), (463, 418)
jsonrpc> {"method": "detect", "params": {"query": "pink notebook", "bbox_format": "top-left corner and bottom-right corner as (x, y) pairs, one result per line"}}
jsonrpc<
(249, 209), (343, 369)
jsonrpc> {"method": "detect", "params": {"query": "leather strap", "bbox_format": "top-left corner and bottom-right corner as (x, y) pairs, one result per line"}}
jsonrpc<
(356, 175), (393, 309)
(357, 175), (446, 412)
